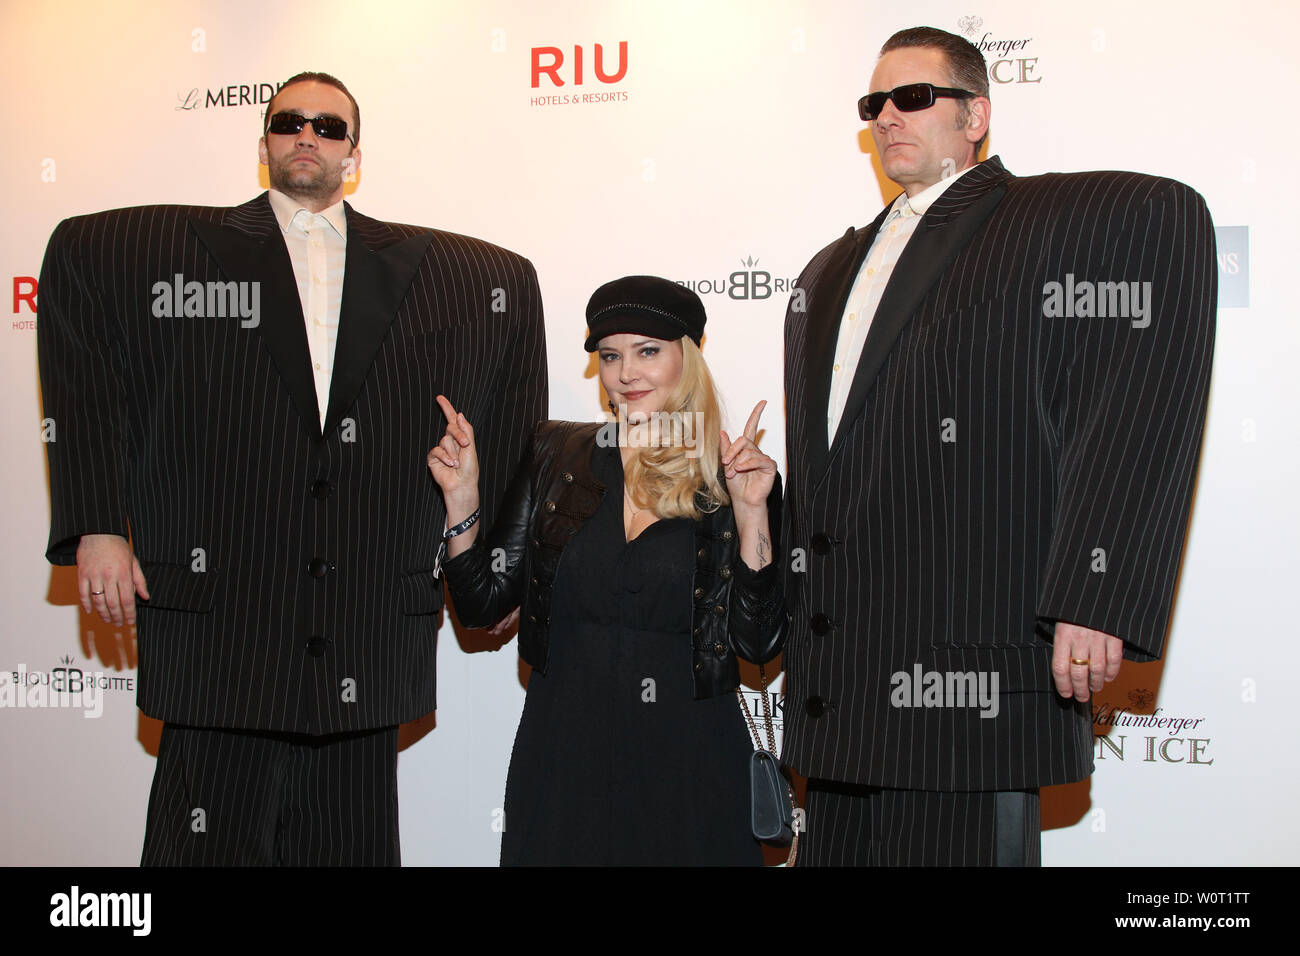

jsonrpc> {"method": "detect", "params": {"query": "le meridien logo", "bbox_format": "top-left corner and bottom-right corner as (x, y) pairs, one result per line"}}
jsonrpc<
(151, 275), (260, 327)
(175, 81), (284, 112)
(50, 886), (150, 936)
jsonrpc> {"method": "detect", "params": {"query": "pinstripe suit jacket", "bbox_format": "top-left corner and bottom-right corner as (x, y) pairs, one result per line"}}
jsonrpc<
(781, 156), (1216, 791)
(38, 192), (547, 735)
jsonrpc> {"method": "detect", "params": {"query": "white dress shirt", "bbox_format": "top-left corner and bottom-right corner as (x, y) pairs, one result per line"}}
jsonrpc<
(268, 189), (348, 429)
(826, 167), (973, 444)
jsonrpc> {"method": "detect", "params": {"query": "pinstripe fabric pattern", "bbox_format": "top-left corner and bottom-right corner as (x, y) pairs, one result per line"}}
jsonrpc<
(39, 192), (548, 735)
(141, 724), (400, 865)
(781, 157), (1217, 795)
(799, 780), (1039, 866)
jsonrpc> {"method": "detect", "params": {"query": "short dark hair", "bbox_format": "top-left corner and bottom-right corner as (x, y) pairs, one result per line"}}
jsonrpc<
(264, 71), (361, 145)
(880, 26), (988, 151)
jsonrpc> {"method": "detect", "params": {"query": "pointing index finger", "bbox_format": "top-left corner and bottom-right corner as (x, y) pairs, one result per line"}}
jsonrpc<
(436, 394), (458, 423)
(743, 400), (766, 442)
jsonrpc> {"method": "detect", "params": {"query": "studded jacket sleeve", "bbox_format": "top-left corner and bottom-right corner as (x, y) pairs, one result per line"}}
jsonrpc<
(441, 421), (547, 629)
(725, 474), (788, 665)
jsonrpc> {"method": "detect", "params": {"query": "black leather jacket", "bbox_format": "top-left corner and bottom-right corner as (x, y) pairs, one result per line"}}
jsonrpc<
(442, 420), (788, 699)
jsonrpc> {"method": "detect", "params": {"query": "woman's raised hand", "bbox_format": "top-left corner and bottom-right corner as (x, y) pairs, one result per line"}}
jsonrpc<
(427, 394), (480, 511)
(719, 400), (777, 511)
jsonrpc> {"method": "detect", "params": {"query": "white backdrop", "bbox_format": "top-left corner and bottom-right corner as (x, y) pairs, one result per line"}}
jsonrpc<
(1, 0), (1293, 866)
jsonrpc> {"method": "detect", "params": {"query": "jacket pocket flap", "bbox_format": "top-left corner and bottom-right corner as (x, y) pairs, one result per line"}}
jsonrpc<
(400, 568), (442, 616)
(139, 562), (220, 612)
(920, 643), (1056, 693)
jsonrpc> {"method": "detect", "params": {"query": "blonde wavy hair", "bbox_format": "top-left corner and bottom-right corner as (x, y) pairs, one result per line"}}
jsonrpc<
(621, 337), (729, 521)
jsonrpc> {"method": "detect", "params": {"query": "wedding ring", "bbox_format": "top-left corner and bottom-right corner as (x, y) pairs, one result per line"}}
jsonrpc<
(1069, 657), (1090, 666)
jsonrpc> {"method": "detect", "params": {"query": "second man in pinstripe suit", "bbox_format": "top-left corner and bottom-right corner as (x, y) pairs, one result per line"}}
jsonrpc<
(781, 27), (1216, 865)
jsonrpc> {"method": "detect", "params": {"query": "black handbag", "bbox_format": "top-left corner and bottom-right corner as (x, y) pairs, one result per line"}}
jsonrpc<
(737, 664), (799, 863)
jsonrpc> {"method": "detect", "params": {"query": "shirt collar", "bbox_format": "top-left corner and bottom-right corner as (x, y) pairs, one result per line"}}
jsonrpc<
(267, 189), (348, 239)
(886, 164), (976, 221)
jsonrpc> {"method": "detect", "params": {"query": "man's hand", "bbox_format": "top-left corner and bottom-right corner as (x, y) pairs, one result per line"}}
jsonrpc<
(77, 534), (149, 628)
(1051, 621), (1123, 701)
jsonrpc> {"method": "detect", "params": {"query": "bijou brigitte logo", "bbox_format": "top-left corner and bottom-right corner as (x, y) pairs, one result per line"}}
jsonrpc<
(0, 657), (119, 718)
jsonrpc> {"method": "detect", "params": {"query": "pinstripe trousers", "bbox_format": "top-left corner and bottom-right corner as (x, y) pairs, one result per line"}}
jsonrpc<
(798, 779), (1040, 866)
(141, 723), (400, 866)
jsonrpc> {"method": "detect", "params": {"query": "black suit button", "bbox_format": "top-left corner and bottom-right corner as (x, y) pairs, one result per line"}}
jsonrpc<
(714, 642), (727, 657)
(528, 613), (537, 623)
(693, 587), (704, 600)
(713, 604), (726, 616)
(532, 537), (540, 548)
(305, 637), (327, 658)
(544, 500), (557, 513)
(311, 479), (334, 499)
(697, 547), (708, 561)
(694, 662), (702, 672)
(810, 612), (831, 635)
(806, 695), (828, 718)
(811, 532), (832, 555)
(562, 472), (574, 483)
(308, 557), (330, 578)
(722, 530), (733, 541)
(719, 566), (732, 580)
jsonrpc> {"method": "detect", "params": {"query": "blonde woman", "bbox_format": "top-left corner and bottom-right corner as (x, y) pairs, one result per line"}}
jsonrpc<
(429, 275), (787, 865)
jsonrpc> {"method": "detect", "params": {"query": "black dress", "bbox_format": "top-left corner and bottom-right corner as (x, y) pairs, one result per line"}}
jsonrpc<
(500, 442), (761, 865)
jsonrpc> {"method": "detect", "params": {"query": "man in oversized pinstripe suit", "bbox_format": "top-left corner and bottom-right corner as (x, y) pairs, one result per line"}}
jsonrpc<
(781, 27), (1215, 865)
(38, 72), (547, 864)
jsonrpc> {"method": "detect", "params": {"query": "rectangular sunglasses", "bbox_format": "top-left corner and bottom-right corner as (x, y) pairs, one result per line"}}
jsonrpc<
(858, 83), (975, 121)
(266, 111), (355, 145)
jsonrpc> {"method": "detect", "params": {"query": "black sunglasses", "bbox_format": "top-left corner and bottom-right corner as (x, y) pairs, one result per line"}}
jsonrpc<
(266, 111), (355, 146)
(858, 83), (976, 121)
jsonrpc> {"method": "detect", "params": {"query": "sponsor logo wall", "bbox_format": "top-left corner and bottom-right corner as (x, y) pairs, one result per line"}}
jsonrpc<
(1, 0), (1292, 865)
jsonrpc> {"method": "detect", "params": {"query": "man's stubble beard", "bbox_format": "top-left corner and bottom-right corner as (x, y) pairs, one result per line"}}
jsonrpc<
(269, 157), (341, 204)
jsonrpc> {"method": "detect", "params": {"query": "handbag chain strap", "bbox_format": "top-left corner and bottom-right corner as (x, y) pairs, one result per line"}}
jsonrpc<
(736, 663), (778, 754)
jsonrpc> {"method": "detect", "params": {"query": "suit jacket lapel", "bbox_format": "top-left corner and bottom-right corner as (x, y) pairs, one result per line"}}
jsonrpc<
(323, 206), (433, 435)
(827, 156), (1013, 458)
(188, 193), (322, 440)
(802, 217), (883, 482)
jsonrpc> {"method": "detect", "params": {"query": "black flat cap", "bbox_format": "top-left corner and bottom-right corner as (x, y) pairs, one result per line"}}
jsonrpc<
(583, 275), (706, 351)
